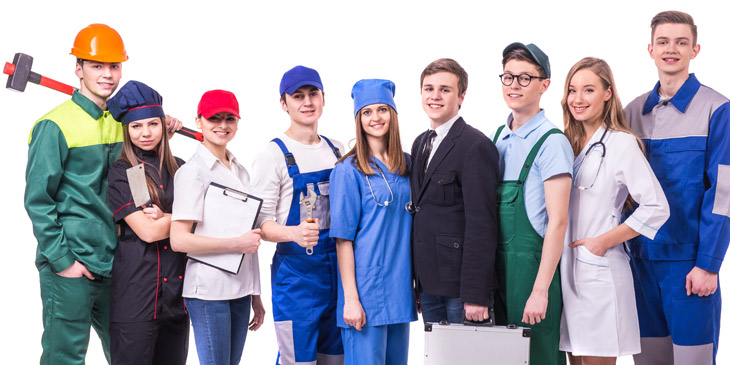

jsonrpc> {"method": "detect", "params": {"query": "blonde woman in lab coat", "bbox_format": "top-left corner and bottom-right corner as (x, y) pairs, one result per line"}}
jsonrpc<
(558, 57), (670, 365)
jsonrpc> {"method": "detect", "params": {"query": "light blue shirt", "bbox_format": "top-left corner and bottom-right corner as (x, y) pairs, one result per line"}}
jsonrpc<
(491, 110), (574, 237)
(329, 156), (418, 328)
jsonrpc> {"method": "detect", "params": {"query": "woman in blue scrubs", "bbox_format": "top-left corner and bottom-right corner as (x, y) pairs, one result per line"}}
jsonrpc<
(329, 79), (417, 365)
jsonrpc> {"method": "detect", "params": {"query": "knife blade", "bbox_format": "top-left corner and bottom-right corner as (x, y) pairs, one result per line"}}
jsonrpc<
(126, 164), (151, 207)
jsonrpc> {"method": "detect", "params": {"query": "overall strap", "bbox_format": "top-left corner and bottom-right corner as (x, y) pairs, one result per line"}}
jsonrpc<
(320, 135), (342, 159)
(492, 125), (506, 143)
(271, 138), (300, 177)
(517, 128), (563, 184)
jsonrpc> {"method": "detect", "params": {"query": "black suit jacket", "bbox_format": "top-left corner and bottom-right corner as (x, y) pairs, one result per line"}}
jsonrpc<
(410, 117), (499, 306)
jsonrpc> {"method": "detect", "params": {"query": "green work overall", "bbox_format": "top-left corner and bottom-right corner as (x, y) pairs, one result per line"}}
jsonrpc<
(492, 126), (565, 365)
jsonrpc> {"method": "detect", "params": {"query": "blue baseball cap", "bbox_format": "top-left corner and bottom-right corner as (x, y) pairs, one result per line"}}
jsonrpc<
(351, 79), (397, 117)
(502, 42), (551, 79)
(279, 65), (323, 96)
(108, 80), (165, 125)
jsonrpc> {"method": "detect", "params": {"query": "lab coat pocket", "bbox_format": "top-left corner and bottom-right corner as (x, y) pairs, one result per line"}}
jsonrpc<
(355, 265), (385, 311)
(574, 245), (612, 285)
(574, 245), (619, 351)
(435, 234), (463, 282)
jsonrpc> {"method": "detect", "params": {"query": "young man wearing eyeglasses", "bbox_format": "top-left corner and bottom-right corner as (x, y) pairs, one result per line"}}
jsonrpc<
(490, 42), (573, 365)
(624, 10), (730, 364)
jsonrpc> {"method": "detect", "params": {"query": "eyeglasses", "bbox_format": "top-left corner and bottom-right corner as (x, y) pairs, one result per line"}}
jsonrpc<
(499, 73), (547, 87)
(573, 128), (608, 191)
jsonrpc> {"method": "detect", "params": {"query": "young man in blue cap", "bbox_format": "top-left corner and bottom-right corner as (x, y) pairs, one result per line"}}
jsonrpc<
(491, 42), (572, 365)
(252, 65), (345, 365)
(625, 10), (730, 364)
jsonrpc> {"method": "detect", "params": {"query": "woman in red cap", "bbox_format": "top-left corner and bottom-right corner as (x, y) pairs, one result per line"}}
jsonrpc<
(106, 80), (189, 365)
(170, 90), (265, 365)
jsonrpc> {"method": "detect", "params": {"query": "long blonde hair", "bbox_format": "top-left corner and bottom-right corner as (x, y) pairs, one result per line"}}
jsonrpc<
(117, 117), (180, 211)
(561, 57), (643, 156)
(339, 105), (408, 176)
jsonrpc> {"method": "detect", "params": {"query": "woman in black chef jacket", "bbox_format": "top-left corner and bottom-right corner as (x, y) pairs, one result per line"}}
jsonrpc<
(106, 80), (188, 365)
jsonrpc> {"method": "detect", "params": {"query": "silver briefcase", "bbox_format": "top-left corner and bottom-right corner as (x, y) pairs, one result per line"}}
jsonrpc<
(423, 320), (530, 364)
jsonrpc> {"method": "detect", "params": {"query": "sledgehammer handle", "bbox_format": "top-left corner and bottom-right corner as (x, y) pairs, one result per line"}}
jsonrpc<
(177, 127), (204, 142)
(5, 61), (203, 141)
(29, 72), (76, 95)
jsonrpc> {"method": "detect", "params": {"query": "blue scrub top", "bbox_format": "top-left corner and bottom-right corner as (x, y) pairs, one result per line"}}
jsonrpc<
(329, 155), (418, 328)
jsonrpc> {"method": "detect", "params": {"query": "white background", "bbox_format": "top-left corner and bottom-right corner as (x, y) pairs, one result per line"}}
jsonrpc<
(1, 1), (728, 363)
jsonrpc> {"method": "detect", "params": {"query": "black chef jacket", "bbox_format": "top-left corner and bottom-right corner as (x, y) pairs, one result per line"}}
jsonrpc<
(106, 147), (187, 322)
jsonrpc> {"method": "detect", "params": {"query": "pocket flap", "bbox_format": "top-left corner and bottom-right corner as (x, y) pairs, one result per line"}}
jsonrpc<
(436, 234), (463, 249)
(664, 138), (706, 152)
(433, 173), (455, 185)
(497, 183), (520, 204)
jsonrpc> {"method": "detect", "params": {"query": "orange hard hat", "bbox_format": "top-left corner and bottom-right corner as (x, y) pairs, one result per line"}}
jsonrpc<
(70, 24), (128, 63)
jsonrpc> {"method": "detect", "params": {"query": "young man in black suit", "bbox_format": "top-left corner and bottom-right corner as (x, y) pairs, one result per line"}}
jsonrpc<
(410, 58), (500, 324)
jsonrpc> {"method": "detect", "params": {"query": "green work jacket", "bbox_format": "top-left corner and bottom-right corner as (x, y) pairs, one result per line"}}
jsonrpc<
(25, 91), (123, 277)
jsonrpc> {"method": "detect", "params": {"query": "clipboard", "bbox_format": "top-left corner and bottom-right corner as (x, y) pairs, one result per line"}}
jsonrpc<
(187, 182), (263, 274)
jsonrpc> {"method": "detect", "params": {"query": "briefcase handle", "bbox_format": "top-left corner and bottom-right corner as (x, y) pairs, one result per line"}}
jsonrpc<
(462, 307), (496, 327)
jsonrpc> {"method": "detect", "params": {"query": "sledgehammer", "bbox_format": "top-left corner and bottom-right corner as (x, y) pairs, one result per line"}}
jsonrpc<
(4, 52), (203, 142)
(5, 52), (75, 94)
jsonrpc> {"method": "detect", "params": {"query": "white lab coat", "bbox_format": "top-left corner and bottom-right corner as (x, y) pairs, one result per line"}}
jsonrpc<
(559, 127), (669, 357)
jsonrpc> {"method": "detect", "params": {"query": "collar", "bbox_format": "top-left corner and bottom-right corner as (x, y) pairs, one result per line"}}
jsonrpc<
(504, 110), (547, 139)
(430, 114), (460, 138)
(642, 73), (701, 115)
(196, 143), (237, 170)
(133, 145), (159, 161)
(72, 90), (104, 120)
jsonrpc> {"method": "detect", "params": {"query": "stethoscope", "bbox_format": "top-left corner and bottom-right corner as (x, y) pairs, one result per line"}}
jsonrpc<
(365, 162), (394, 207)
(584, 127), (609, 158)
(574, 127), (609, 191)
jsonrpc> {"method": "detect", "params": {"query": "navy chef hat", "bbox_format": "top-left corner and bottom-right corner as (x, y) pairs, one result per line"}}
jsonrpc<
(351, 79), (397, 118)
(108, 80), (165, 125)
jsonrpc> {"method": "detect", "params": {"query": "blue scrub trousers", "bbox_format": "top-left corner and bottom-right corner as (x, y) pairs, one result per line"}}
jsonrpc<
(631, 258), (720, 364)
(341, 323), (409, 365)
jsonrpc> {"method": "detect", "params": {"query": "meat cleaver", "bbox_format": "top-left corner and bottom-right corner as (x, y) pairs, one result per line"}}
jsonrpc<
(126, 164), (151, 207)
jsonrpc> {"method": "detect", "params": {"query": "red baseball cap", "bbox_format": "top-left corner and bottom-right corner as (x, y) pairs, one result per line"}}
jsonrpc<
(197, 90), (240, 119)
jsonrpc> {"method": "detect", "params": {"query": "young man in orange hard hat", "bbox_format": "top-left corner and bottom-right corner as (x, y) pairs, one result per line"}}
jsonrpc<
(23, 24), (180, 364)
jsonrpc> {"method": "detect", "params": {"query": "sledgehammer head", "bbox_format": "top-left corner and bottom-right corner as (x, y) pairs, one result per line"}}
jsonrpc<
(4, 53), (33, 92)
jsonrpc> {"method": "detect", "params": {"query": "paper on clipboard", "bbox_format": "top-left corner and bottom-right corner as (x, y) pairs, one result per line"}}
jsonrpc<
(187, 182), (263, 274)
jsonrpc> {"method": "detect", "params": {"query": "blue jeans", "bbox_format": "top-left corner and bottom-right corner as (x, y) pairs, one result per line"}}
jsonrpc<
(184, 296), (251, 365)
(419, 290), (464, 324)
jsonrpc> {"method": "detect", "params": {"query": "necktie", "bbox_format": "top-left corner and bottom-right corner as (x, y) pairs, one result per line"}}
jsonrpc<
(419, 130), (437, 183)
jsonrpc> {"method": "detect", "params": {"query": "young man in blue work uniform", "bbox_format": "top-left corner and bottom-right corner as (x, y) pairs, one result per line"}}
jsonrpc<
(24, 24), (127, 364)
(252, 66), (345, 365)
(624, 10), (730, 365)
